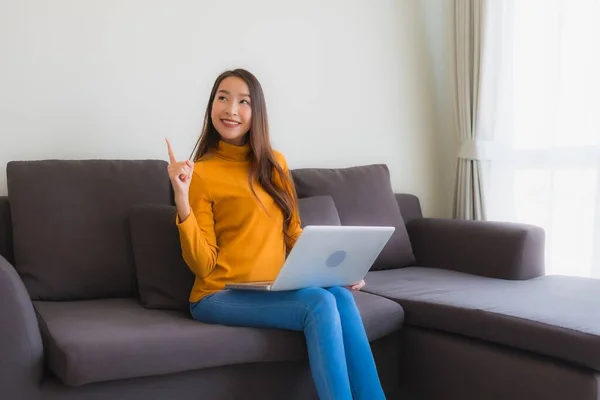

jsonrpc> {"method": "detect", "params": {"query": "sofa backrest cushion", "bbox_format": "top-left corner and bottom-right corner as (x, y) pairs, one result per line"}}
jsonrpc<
(130, 195), (342, 310)
(297, 195), (341, 228)
(291, 164), (415, 270)
(130, 204), (193, 310)
(6, 160), (172, 300)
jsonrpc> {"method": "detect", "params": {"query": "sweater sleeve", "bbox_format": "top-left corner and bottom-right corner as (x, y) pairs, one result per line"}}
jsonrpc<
(176, 171), (218, 278)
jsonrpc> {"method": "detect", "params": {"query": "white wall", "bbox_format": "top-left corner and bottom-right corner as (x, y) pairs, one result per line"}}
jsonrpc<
(418, 0), (459, 218)
(0, 0), (451, 217)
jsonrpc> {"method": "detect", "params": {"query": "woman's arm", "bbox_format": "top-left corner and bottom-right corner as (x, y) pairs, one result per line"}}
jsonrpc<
(176, 171), (218, 278)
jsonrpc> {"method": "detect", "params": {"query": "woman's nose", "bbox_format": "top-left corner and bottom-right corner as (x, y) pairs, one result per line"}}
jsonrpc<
(225, 103), (238, 116)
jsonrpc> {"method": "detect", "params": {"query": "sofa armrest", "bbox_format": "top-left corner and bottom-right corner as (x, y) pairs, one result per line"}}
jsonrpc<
(395, 193), (422, 224)
(406, 218), (545, 280)
(0, 255), (43, 399)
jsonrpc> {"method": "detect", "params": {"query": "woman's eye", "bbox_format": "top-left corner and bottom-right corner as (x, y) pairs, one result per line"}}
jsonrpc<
(218, 96), (227, 101)
(240, 99), (250, 105)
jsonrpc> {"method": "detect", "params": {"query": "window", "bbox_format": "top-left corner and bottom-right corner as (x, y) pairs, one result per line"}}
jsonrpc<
(487, 0), (600, 277)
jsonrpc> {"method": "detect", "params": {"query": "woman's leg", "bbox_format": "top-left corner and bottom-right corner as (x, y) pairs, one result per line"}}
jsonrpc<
(190, 287), (353, 400)
(327, 286), (386, 400)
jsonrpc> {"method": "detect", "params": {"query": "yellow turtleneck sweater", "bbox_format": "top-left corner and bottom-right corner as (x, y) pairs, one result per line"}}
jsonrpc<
(176, 140), (303, 303)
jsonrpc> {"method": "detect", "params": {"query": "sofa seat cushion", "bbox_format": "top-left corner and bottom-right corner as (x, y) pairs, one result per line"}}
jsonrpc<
(364, 267), (600, 372)
(34, 292), (404, 387)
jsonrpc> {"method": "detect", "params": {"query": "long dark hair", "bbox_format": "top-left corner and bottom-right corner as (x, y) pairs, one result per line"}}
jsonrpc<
(190, 69), (298, 234)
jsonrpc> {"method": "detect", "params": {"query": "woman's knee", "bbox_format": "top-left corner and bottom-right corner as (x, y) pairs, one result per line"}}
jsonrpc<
(327, 285), (354, 302)
(297, 287), (337, 314)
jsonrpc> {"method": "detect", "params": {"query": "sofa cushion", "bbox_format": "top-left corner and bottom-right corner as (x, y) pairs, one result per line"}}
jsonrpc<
(130, 204), (194, 310)
(297, 196), (341, 227)
(33, 292), (404, 387)
(364, 267), (600, 372)
(6, 160), (172, 300)
(291, 164), (415, 270)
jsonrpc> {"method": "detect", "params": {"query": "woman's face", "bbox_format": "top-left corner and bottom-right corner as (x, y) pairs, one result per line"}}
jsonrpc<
(211, 76), (252, 146)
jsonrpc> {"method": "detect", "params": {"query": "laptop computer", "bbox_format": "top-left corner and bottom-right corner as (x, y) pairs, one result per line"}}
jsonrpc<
(225, 225), (395, 291)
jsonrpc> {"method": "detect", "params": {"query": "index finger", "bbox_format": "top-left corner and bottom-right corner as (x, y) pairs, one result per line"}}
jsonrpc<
(165, 138), (177, 164)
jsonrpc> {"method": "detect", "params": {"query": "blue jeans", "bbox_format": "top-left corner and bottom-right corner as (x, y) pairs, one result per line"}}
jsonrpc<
(190, 286), (386, 400)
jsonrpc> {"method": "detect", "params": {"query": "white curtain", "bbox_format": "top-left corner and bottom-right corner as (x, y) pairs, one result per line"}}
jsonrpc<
(453, 0), (487, 220)
(485, 0), (600, 278)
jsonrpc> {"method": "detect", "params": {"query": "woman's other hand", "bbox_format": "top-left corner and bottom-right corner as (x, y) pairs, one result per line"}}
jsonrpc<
(345, 279), (365, 291)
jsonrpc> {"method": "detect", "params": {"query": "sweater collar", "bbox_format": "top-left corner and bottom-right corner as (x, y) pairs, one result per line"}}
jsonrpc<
(215, 139), (251, 162)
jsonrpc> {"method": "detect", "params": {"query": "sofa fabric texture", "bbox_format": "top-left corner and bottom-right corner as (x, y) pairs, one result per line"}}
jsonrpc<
(365, 267), (600, 371)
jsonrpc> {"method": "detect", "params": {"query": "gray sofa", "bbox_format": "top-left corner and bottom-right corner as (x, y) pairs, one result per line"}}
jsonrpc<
(1, 159), (599, 400)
